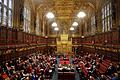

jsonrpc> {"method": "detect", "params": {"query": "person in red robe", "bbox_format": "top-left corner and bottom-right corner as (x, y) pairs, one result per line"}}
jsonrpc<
(1, 72), (10, 80)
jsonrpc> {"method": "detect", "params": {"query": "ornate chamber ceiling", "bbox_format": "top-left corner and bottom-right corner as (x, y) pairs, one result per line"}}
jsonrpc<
(32, 0), (101, 34)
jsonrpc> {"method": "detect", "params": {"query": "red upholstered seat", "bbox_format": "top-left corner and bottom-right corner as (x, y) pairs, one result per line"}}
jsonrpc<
(98, 65), (106, 74)
(66, 61), (70, 64)
(83, 67), (88, 77)
(60, 61), (64, 64)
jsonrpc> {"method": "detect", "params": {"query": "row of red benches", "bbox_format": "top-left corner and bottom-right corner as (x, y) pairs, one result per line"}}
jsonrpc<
(97, 59), (111, 74)
(79, 59), (111, 78)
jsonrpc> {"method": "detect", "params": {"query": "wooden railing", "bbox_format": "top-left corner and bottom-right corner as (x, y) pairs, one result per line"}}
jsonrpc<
(47, 37), (56, 45)
(72, 28), (120, 62)
(72, 37), (82, 45)
(72, 28), (120, 49)
(0, 26), (120, 62)
(0, 26), (49, 63)
(0, 26), (47, 47)
(82, 29), (120, 46)
(0, 26), (58, 63)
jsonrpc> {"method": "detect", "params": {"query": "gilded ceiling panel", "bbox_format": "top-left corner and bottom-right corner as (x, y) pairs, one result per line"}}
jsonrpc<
(32, 0), (98, 34)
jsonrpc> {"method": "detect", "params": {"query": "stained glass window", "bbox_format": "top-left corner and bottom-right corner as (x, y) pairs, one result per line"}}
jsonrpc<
(8, 10), (12, 26)
(0, 4), (2, 24)
(0, 0), (13, 27)
(9, 0), (12, 9)
(3, 7), (7, 25)
(91, 16), (96, 34)
(23, 7), (31, 33)
(36, 14), (40, 35)
(102, 1), (112, 32)
(4, 0), (7, 6)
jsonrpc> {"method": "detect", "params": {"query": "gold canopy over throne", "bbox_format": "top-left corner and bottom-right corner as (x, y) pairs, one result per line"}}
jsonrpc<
(57, 33), (72, 54)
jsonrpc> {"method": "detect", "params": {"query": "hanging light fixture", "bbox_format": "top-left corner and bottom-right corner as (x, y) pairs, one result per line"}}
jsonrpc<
(46, 12), (55, 19)
(54, 27), (59, 31)
(72, 22), (78, 26)
(52, 22), (57, 27)
(70, 27), (74, 31)
(77, 11), (86, 18)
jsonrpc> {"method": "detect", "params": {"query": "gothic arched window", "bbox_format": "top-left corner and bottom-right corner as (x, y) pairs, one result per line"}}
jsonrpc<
(0, 0), (13, 27)
(102, 1), (112, 32)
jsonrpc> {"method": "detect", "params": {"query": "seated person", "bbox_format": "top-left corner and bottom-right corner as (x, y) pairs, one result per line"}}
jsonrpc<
(112, 73), (119, 80)
(0, 74), (2, 80)
(85, 62), (90, 68)
(96, 62), (100, 69)
(100, 75), (107, 80)
(107, 63), (116, 76)
(116, 64), (120, 73)
(89, 76), (95, 80)
(1, 71), (10, 80)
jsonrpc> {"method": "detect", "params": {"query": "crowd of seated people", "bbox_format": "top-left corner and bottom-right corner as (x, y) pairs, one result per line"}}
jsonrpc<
(0, 53), (56, 80)
(0, 52), (120, 80)
(73, 53), (120, 80)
